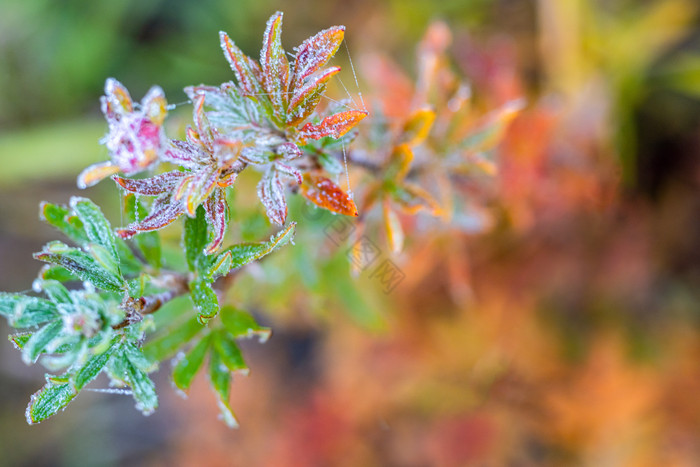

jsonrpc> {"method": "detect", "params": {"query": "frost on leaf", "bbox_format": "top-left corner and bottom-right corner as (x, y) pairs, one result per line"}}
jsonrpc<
(117, 195), (185, 239)
(78, 79), (168, 189)
(114, 171), (182, 196)
(220, 31), (265, 98)
(204, 188), (229, 254)
(287, 66), (341, 126)
(292, 25), (345, 89)
(260, 11), (289, 119)
(295, 110), (368, 145)
(301, 174), (358, 217)
(214, 222), (296, 273)
(114, 96), (238, 252)
(257, 167), (288, 225)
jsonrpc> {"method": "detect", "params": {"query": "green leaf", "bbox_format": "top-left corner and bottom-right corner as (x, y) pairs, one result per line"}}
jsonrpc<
(39, 202), (87, 244)
(142, 316), (204, 363)
(213, 222), (295, 274)
(23, 320), (64, 364)
(184, 206), (210, 273)
(208, 350), (238, 428)
(26, 381), (78, 425)
(124, 194), (161, 268)
(85, 243), (121, 278)
(213, 330), (248, 373)
(36, 280), (72, 305)
(74, 338), (120, 389)
(70, 197), (119, 260)
(34, 241), (124, 292)
(220, 306), (271, 343)
(115, 239), (143, 277)
(123, 356), (158, 415)
(11, 332), (75, 354)
(190, 278), (219, 324)
(39, 265), (78, 282)
(0, 293), (58, 328)
(123, 342), (157, 373)
(207, 251), (233, 281)
(173, 334), (212, 392)
(9, 332), (32, 350)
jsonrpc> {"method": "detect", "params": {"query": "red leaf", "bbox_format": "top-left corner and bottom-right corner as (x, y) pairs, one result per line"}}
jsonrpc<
(260, 11), (289, 118)
(292, 26), (345, 90)
(300, 174), (358, 217)
(117, 195), (184, 238)
(220, 31), (265, 97)
(295, 110), (367, 144)
(113, 171), (184, 196)
(204, 188), (229, 254)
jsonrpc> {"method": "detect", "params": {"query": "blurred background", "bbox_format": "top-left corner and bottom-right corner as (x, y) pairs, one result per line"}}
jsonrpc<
(1, 0), (700, 465)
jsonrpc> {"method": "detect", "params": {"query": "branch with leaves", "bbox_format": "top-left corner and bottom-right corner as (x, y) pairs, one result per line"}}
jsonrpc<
(0, 12), (519, 427)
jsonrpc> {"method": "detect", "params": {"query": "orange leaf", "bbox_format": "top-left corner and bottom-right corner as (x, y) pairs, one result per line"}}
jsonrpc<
(295, 110), (367, 144)
(77, 162), (120, 189)
(300, 174), (358, 217)
(292, 26), (345, 90)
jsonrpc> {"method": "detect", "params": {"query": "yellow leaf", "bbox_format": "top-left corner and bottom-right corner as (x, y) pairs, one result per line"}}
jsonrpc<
(400, 108), (436, 146)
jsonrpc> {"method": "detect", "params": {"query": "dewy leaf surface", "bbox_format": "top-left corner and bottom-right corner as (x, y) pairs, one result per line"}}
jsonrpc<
(33, 242), (124, 292)
(215, 222), (296, 273)
(260, 11), (289, 119)
(70, 197), (119, 260)
(190, 278), (219, 324)
(220, 31), (265, 98)
(257, 167), (288, 225)
(26, 382), (77, 425)
(39, 202), (88, 244)
(295, 110), (368, 144)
